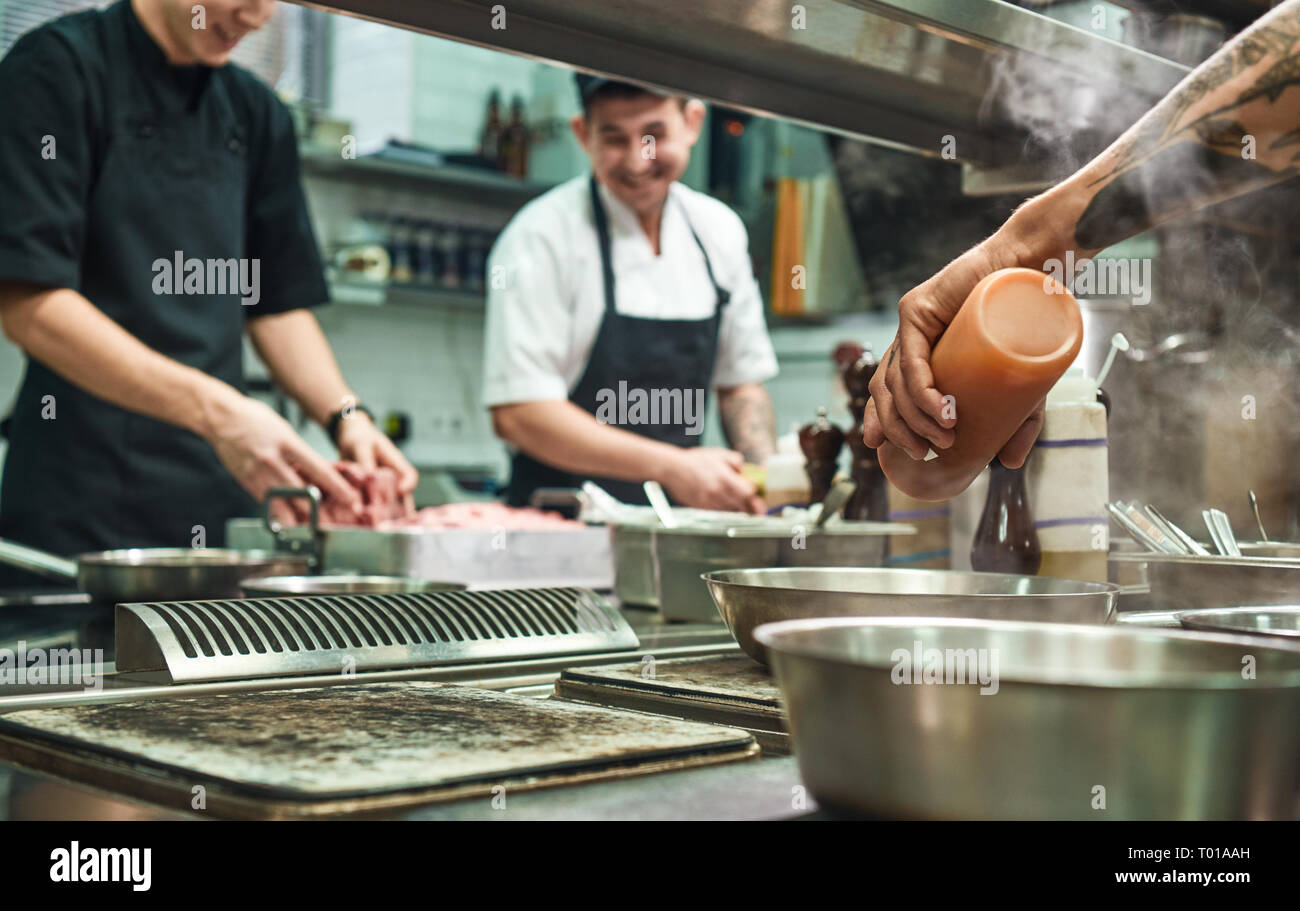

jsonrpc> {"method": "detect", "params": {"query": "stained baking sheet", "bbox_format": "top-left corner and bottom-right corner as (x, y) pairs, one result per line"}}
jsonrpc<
(0, 681), (757, 818)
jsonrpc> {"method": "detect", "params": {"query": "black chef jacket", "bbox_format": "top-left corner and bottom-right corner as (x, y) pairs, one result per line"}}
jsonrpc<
(0, 0), (328, 561)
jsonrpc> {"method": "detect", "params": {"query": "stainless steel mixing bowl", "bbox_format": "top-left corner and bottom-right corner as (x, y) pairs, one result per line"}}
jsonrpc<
(756, 616), (1300, 820)
(703, 567), (1119, 663)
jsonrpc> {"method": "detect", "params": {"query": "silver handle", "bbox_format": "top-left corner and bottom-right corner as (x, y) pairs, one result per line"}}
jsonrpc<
(814, 478), (857, 530)
(0, 537), (80, 581)
(643, 481), (679, 528)
(263, 486), (323, 569)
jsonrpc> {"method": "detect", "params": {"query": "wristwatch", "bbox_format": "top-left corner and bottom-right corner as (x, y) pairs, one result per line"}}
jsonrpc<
(326, 402), (374, 444)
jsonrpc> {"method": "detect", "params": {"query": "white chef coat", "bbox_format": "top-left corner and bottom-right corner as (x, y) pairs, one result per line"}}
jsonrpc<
(481, 175), (779, 407)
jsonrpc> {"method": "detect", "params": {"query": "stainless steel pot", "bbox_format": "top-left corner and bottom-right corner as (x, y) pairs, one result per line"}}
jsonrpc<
(704, 567), (1119, 663)
(757, 616), (1300, 820)
(240, 574), (466, 597)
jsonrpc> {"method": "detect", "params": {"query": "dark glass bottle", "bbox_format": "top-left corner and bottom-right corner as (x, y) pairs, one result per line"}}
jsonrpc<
(970, 461), (1042, 575)
(798, 407), (844, 504)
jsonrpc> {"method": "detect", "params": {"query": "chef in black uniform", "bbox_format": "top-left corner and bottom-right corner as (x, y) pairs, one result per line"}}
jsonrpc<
(484, 76), (779, 512)
(0, 0), (416, 569)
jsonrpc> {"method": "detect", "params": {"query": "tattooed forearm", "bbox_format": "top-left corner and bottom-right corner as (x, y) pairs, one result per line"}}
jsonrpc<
(718, 383), (777, 465)
(1074, 0), (1300, 249)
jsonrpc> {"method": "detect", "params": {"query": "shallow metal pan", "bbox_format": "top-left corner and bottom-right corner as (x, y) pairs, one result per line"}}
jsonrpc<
(1176, 605), (1300, 640)
(703, 567), (1118, 663)
(756, 616), (1300, 820)
(0, 538), (307, 603)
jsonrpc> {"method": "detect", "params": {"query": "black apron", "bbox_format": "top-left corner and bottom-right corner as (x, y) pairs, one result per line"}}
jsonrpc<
(0, 39), (256, 559)
(507, 177), (730, 507)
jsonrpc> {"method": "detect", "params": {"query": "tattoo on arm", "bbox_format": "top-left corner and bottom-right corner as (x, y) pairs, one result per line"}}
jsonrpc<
(1075, 3), (1300, 249)
(718, 384), (777, 465)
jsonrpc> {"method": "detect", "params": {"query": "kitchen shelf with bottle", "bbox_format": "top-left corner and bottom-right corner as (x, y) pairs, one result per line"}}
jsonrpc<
(300, 145), (555, 204)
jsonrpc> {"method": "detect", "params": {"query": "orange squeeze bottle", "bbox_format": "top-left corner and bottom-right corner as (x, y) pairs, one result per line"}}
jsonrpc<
(878, 267), (1083, 502)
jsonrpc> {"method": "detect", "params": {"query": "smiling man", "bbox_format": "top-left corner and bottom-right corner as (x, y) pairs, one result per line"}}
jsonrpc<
(484, 75), (778, 513)
(0, 0), (416, 570)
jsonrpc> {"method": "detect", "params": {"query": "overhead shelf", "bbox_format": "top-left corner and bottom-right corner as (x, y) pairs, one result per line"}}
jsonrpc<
(302, 0), (1192, 183)
(301, 144), (554, 203)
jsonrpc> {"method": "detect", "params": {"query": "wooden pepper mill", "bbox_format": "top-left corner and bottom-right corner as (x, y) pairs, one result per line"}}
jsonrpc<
(841, 347), (890, 522)
(798, 407), (844, 504)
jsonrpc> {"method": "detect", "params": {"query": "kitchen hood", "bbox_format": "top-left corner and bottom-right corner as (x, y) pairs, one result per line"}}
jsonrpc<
(298, 0), (1191, 189)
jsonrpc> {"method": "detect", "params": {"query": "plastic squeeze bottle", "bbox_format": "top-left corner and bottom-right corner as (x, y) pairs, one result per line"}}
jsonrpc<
(878, 267), (1083, 502)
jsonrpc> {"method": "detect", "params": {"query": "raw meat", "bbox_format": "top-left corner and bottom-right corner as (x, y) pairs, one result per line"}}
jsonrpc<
(318, 462), (581, 530)
(320, 463), (411, 527)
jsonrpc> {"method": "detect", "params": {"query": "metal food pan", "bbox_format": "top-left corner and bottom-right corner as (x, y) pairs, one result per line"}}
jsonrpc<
(227, 518), (613, 590)
(704, 567), (1119, 663)
(757, 616), (1300, 820)
(1113, 544), (1300, 613)
(642, 520), (911, 621)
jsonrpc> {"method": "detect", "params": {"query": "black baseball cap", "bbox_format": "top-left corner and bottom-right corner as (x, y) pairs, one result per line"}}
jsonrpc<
(574, 73), (613, 103)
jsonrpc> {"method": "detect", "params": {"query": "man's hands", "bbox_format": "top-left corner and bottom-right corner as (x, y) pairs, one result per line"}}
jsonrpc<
(863, 203), (1063, 470)
(203, 391), (362, 524)
(335, 409), (419, 497)
(660, 446), (765, 514)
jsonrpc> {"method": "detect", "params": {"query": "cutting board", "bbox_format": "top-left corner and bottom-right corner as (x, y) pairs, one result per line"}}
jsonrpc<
(0, 682), (757, 819)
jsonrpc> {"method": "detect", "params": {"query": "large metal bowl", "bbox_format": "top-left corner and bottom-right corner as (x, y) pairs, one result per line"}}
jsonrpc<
(756, 616), (1300, 820)
(703, 567), (1119, 663)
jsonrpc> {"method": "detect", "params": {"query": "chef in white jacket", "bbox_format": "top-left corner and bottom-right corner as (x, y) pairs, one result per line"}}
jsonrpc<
(483, 75), (778, 513)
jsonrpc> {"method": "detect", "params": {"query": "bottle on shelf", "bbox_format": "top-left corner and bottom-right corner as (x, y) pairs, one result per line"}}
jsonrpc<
(970, 460), (1042, 575)
(388, 215), (414, 284)
(478, 89), (504, 165)
(500, 95), (531, 177)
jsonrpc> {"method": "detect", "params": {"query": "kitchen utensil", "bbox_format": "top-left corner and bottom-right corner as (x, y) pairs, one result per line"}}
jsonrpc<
(642, 481), (679, 528)
(0, 538), (307, 603)
(1120, 502), (1186, 554)
(1144, 505), (1208, 556)
(703, 566), (1118, 663)
(1175, 605), (1300, 640)
(1106, 501), (1166, 552)
(1203, 508), (1241, 556)
(240, 574), (465, 597)
(115, 587), (638, 684)
(1249, 490), (1269, 543)
(1093, 331), (1129, 387)
(813, 478), (856, 529)
(756, 616), (1300, 819)
(0, 682), (757, 819)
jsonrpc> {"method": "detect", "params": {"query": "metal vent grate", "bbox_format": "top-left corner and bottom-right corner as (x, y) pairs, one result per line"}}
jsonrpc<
(116, 588), (637, 684)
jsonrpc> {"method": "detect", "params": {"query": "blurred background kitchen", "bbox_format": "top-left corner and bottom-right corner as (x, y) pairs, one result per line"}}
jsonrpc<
(0, 0), (1297, 548)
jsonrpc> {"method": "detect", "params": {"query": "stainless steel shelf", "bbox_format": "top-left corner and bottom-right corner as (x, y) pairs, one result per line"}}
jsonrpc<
(301, 146), (554, 202)
(299, 0), (1190, 175)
